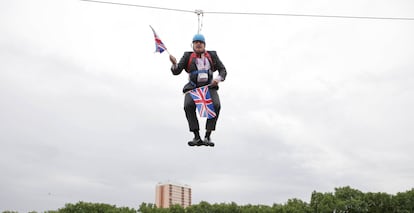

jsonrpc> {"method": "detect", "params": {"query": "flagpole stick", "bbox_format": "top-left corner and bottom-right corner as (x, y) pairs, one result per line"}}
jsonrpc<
(183, 83), (213, 95)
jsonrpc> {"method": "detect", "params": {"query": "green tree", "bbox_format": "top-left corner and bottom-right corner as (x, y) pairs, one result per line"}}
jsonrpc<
(58, 201), (136, 213)
(282, 198), (311, 213)
(334, 186), (367, 213)
(185, 201), (213, 213)
(138, 202), (169, 213)
(363, 192), (393, 213)
(271, 203), (285, 213)
(168, 204), (185, 213)
(240, 204), (274, 213)
(392, 188), (414, 213)
(206, 202), (238, 213)
(310, 191), (336, 213)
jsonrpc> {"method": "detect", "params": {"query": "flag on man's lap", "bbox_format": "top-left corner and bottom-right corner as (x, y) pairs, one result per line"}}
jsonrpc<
(189, 86), (216, 119)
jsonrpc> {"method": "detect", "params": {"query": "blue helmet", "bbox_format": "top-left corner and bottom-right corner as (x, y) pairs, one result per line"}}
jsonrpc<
(192, 34), (205, 43)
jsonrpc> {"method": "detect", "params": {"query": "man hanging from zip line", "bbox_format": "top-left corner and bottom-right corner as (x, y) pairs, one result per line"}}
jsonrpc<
(169, 34), (227, 147)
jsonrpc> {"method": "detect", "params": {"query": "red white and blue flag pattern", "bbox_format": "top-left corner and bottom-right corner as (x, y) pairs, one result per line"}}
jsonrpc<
(150, 25), (167, 53)
(189, 86), (216, 119)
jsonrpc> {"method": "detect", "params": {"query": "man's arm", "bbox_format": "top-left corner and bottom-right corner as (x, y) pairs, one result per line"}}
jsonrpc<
(209, 51), (227, 85)
(170, 52), (191, 75)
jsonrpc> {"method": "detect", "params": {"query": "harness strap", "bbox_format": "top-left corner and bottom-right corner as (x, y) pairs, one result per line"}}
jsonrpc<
(190, 70), (208, 75)
(186, 51), (213, 72)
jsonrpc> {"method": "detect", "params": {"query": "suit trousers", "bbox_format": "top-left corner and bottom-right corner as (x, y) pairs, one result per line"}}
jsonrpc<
(184, 88), (221, 132)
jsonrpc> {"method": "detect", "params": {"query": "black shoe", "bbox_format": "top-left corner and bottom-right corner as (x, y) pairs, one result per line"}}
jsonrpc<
(188, 138), (203, 146)
(203, 137), (215, 147)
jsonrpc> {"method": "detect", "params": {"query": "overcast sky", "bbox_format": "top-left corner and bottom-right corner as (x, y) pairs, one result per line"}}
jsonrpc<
(1, 0), (414, 212)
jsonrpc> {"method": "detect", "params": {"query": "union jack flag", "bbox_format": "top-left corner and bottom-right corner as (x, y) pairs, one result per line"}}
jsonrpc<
(149, 25), (167, 53)
(189, 86), (216, 119)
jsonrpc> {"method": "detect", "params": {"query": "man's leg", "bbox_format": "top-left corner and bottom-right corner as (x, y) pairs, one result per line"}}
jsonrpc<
(184, 93), (200, 132)
(205, 89), (220, 145)
(184, 93), (202, 146)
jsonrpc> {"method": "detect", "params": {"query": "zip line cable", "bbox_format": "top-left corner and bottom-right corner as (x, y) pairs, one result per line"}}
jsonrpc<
(80, 0), (414, 21)
(204, 10), (414, 21)
(80, 0), (194, 14)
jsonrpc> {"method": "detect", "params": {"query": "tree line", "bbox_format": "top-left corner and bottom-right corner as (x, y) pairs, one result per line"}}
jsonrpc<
(3, 186), (414, 213)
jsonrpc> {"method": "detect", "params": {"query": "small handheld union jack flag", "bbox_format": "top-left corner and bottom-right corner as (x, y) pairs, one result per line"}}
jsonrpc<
(189, 86), (216, 119)
(149, 25), (168, 54)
